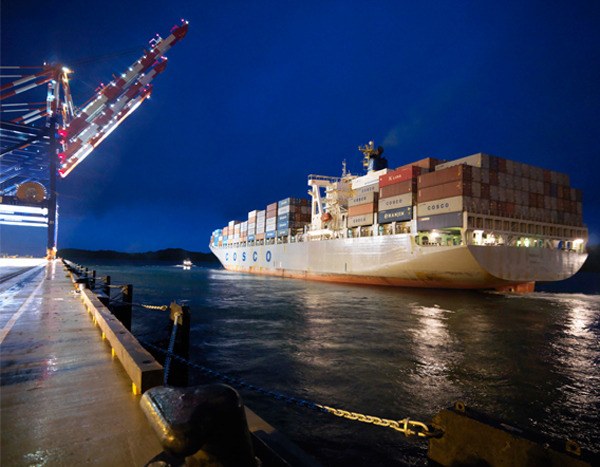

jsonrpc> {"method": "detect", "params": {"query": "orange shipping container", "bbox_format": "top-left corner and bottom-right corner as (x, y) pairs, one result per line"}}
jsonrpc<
(417, 181), (473, 203)
(407, 157), (440, 171)
(418, 164), (472, 189)
(379, 179), (417, 199)
(348, 202), (378, 216)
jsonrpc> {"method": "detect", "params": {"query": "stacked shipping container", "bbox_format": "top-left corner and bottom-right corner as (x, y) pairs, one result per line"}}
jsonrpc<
(247, 210), (257, 242)
(418, 153), (583, 228)
(376, 165), (421, 224)
(348, 186), (379, 227)
(266, 202), (278, 239)
(277, 197), (311, 236)
(255, 210), (266, 240)
(212, 152), (583, 246)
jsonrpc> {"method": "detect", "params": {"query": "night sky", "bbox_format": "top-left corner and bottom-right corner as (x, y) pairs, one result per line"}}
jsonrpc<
(2, 0), (599, 256)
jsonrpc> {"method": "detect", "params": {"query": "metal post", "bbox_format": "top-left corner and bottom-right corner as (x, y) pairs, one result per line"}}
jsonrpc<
(166, 302), (190, 387)
(46, 115), (58, 260)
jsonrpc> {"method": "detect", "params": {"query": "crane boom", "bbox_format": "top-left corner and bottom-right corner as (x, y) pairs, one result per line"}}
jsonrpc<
(58, 20), (188, 177)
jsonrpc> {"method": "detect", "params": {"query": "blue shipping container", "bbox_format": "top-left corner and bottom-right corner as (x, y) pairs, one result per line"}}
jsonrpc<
(417, 211), (463, 230)
(377, 206), (413, 224)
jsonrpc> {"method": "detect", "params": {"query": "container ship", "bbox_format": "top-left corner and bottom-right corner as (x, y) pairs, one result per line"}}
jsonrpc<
(209, 142), (588, 292)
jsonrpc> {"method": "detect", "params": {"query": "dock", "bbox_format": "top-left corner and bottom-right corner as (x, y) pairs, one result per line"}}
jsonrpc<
(1, 259), (162, 465)
(1, 258), (321, 467)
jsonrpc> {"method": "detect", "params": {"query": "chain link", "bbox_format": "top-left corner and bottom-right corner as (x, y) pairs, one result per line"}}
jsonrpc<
(317, 405), (433, 437)
(140, 304), (169, 311)
(108, 298), (169, 311)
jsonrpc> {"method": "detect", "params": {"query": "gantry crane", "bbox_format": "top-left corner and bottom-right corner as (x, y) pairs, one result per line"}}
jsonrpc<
(0, 20), (188, 258)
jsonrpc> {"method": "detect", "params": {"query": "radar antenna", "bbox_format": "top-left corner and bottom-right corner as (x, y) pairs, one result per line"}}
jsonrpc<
(358, 140), (387, 172)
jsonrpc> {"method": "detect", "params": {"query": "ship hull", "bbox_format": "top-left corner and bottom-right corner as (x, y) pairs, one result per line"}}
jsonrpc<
(209, 234), (587, 291)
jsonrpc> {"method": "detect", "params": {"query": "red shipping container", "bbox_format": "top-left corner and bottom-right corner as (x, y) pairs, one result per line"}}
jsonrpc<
(543, 169), (552, 183)
(379, 179), (417, 199)
(418, 164), (472, 189)
(410, 157), (441, 171)
(497, 157), (507, 173)
(379, 166), (421, 188)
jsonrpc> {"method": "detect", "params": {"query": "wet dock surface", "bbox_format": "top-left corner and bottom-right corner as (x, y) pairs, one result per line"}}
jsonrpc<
(1, 259), (162, 465)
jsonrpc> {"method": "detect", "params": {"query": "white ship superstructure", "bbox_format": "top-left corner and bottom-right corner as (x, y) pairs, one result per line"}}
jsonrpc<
(210, 143), (588, 292)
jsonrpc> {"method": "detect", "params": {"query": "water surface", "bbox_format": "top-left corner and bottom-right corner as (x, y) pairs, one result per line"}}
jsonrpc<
(82, 260), (600, 465)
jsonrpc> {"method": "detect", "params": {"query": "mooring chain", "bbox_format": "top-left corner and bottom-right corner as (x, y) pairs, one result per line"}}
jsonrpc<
(317, 405), (433, 437)
(107, 298), (169, 311)
(140, 340), (438, 438)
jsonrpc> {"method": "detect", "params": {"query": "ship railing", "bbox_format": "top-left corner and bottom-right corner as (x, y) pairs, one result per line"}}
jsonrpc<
(307, 174), (341, 183)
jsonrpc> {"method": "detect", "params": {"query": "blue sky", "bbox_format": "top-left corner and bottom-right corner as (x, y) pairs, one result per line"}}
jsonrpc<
(1, 0), (599, 255)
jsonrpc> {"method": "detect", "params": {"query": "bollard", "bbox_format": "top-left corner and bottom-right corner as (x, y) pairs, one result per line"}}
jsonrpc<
(111, 284), (133, 331)
(141, 384), (257, 467)
(166, 302), (190, 387)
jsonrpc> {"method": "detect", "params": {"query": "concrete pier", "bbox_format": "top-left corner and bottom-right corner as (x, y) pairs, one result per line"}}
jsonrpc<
(1, 259), (162, 465)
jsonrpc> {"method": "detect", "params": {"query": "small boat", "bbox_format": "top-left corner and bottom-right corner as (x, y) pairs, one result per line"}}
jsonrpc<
(182, 259), (192, 270)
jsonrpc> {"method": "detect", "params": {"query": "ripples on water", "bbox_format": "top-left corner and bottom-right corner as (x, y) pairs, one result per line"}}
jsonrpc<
(84, 261), (600, 465)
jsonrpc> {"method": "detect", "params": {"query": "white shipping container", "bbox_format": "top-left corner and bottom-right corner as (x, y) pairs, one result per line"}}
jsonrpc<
(356, 184), (379, 195)
(248, 210), (258, 219)
(377, 193), (413, 211)
(278, 204), (290, 215)
(435, 152), (490, 170)
(417, 196), (464, 216)
(351, 168), (388, 189)
(349, 191), (378, 207)
(241, 221), (248, 233)
(347, 214), (374, 227)
(266, 218), (277, 228)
